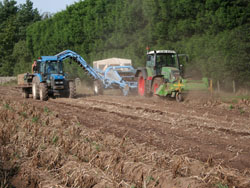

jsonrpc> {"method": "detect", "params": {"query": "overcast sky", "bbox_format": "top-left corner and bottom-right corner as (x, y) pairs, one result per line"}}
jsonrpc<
(15, 0), (77, 13)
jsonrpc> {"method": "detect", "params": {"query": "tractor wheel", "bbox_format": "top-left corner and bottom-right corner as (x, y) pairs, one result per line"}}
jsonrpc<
(152, 77), (163, 96)
(69, 81), (76, 98)
(176, 92), (183, 102)
(32, 77), (40, 100)
(22, 90), (29, 98)
(138, 72), (147, 96)
(39, 82), (48, 101)
(93, 80), (103, 95)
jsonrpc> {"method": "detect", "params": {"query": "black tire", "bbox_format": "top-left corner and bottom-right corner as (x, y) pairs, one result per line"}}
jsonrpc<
(62, 80), (69, 98)
(32, 77), (40, 100)
(93, 80), (103, 95)
(22, 90), (29, 98)
(39, 82), (48, 101)
(69, 81), (76, 98)
(137, 72), (147, 96)
(176, 92), (183, 102)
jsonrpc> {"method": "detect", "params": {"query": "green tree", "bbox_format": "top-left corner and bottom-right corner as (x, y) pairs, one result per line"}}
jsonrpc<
(23, 0), (250, 87)
(16, 0), (41, 40)
(0, 0), (40, 76)
(12, 40), (32, 75)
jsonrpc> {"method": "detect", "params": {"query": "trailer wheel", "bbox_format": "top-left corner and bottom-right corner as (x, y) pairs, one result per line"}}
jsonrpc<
(93, 80), (103, 95)
(39, 82), (48, 101)
(32, 77), (39, 100)
(138, 72), (147, 96)
(176, 92), (183, 102)
(22, 90), (29, 98)
(69, 81), (76, 98)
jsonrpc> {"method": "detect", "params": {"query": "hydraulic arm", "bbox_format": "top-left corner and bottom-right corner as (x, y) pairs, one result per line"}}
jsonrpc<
(55, 50), (103, 81)
(55, 50), (137, 95)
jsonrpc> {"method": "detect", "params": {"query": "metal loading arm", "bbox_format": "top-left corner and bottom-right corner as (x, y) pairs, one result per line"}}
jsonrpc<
(55, 50), (103, 81)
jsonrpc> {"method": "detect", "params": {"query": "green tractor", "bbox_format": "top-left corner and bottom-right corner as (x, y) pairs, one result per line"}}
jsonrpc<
(135, 50), (186, 102)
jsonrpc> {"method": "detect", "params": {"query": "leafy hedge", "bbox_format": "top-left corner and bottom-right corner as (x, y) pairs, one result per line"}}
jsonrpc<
(1, 0), (249, 87)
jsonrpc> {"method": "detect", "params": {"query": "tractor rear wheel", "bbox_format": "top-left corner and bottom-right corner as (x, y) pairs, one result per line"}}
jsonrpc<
(69, 81), (76, 98)
(138, 72), (147, 96)
(32, 77), (39, 100)
(93, 80), (103, 95)
(39, 82), (48, 101)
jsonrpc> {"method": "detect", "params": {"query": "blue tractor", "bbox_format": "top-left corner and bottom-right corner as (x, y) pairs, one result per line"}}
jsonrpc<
(31, 55), (76, 100)
(18, 50), (137, 100)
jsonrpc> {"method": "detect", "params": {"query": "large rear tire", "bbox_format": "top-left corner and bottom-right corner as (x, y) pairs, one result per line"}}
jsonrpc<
(32, 77), (39, 100)
(39, 82), (48, 101)
(138, 72), (147, 96)
(69, 81), (76, 98)
(93, 80), (103, 95)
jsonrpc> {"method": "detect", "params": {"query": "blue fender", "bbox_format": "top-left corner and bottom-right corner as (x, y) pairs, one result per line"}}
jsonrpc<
(33, 73), (43, 82)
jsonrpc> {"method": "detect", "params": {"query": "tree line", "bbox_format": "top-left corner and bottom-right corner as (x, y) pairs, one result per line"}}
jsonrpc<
(0, 0), (249, 88)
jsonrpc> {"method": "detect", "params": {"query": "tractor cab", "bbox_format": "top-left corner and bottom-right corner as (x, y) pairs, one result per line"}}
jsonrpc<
(37, 56), (63, 75)
(36, 56), (65, 91)
(146, 50), (182, 83)
(147, 50), (179, 69)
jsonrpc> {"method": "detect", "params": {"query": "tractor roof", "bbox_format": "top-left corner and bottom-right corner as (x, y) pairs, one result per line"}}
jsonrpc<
(147, 50), (176, 55)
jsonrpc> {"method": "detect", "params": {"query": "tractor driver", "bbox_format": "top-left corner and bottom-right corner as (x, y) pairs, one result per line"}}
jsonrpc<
(47, 62), (55, 74)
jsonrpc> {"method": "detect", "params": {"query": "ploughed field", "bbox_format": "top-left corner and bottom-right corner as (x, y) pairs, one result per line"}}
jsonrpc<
(0, 86), (250, 188)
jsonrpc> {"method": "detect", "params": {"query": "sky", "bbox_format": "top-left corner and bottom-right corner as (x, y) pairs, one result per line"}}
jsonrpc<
(15, 0), (77, 13)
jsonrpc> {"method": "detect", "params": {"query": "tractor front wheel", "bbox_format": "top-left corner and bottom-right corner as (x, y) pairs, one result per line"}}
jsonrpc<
(138, 72), (147, 96)
(39, 82), (48, 101)
(176, 92), (183, 102)
(32, 77), (39, 100)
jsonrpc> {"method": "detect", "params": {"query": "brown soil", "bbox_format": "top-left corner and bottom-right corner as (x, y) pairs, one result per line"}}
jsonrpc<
(0, 86), (250, 188)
